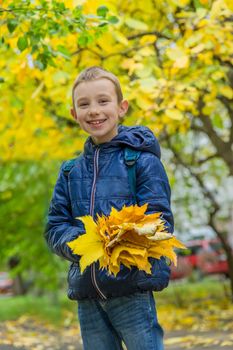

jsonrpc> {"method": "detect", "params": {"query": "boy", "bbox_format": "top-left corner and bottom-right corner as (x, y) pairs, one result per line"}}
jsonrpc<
(45, 66), (174, 350)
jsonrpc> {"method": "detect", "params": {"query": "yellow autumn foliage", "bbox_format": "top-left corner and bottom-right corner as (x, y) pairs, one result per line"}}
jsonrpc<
(1, 0), (231, 162)
(67, 204), (185, 275)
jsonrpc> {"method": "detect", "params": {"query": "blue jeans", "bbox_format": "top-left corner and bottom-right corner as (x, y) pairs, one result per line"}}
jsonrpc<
(77, 291), (164, 350)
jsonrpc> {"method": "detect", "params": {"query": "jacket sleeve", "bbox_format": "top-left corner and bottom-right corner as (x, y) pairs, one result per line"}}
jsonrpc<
(136, 153), (174, 233)
(44, 165), (84, 262)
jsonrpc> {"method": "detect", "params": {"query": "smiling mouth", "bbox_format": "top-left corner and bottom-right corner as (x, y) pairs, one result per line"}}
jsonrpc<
(87, 119), (107, 125)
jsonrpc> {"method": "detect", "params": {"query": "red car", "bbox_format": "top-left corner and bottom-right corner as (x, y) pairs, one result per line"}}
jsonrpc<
(170, 255), (193, 280)
(171, 238), (231, 280)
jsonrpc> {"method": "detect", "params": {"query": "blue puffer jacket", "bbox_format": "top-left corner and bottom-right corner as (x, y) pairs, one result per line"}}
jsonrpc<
(45, 125), (174, 300)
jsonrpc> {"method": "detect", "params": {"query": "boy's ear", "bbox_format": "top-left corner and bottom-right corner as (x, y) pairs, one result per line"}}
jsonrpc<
(70, 108), (77, 120)
(119, 99), (129, 118)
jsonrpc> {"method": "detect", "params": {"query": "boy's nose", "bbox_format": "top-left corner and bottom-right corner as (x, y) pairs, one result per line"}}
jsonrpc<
(88, 104), (100, 115)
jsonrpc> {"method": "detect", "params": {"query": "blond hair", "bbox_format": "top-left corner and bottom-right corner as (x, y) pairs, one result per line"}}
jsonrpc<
(72, 66), (123, 105)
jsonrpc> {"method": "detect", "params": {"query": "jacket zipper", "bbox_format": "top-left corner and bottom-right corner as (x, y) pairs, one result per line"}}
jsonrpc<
(90, 147), (107, 300)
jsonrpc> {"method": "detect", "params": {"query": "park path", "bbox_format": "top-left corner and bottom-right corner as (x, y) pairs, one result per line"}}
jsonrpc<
(164, 330), (233, 349)
(1, 319), (233, 350)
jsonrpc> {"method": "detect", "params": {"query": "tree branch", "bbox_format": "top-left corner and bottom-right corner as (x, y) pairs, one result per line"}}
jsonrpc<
(165, 131), (233, 299)
(165, 135), (220, 214)
(127, 31), (171, 40)
(153, 40), (163, 69)
(217, 95), (233, 120)
(213, 54), (233, 70)
(102, 43), (154, 59)
(72, 47), (103, 59)
(0, 7), (37, 12)
(217, 95), (233, 144)
(197, 154), (219, 165)
(72, 43), (154, 60)
(197, 97), (233, 175)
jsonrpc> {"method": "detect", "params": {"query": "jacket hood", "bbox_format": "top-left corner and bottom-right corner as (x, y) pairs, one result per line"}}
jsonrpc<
(84, 125), (161, 159)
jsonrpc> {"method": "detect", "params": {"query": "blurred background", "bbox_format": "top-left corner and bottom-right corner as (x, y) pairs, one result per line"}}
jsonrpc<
(0, 0), (233, 349)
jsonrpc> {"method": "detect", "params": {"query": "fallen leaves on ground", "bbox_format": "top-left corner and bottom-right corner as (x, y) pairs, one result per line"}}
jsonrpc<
(164, 332), (233, 349)
(1, 315), (233, 349)
(0, 316), (82, 350)
(1, 279), (233, 349)
(158, 295), (233, 333)
(67, 203), (185, 275)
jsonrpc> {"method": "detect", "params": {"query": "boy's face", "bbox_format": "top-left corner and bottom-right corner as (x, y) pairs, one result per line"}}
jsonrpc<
(71, 78), (128, 144)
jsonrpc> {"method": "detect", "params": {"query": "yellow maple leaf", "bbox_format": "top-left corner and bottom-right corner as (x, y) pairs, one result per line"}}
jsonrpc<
(67, 216), (104, 273)
(109, 245), (150, 274)
(67, 204), (186, 275)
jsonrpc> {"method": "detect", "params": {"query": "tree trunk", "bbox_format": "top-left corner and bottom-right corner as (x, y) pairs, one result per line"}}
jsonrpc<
(8, 256), (27, 295)
(208, 221), (233, 301)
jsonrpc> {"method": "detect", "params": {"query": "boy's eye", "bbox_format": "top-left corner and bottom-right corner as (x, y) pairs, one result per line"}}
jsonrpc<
(99, 99), (108, 104)
(78, 103), (89, 108)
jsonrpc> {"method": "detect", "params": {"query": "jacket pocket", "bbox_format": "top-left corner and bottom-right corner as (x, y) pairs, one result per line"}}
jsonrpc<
(67, 263), (97, 300)
(136, 257), (171, 292)
(67, 263), (88, 300)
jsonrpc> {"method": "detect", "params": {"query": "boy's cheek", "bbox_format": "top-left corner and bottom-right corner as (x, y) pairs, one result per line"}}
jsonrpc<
(71, 110), (82, 127)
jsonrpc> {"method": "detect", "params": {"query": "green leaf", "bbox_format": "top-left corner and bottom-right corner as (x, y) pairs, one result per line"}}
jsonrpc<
(193, 0), (205, 9)
(7, 19), (18, 33)
(166, 109), (184, 121)
(47, 57), (57, 68)
(31, 45), (39, 54)
(10, 96), (24, 109)
(196, 8), (207, 19)
(34, 60), (45, 71)
(108, 16), (119, 24)
(98, 22), (108, 28)
(97, 6), (109, 18)
(0, 77), (5, 83)
(73, 5), (83, 18)
(29, 34), (42, 47)
(17, 36), (28, 51)
(212, 115), (223, 129)
(78, 35), (89, 47)
(125, 18), (148, 30)
(56, 45), (71, 59)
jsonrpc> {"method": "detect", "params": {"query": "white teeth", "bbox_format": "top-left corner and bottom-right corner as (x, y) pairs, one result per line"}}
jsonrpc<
(88, 120), (105, 125)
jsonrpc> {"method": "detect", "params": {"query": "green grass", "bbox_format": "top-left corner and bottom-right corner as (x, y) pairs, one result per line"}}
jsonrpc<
(155, 276), (231, 307)
(0, 293), (75, 325)
(0, 276), (231, 326)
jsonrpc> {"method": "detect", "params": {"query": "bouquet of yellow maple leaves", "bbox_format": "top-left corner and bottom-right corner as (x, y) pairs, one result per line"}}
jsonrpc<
(67, 204), (185, 275)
